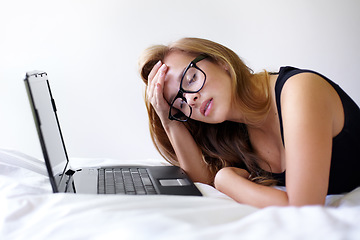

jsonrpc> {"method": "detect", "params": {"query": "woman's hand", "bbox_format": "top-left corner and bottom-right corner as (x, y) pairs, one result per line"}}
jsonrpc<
(146, 61), (173, 126)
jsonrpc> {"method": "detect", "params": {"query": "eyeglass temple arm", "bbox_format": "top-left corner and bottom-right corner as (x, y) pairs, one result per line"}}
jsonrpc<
(192, 55), (208, 64)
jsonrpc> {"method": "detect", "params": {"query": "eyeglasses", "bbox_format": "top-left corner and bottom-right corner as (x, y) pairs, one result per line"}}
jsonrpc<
(168, 55), (207, 122)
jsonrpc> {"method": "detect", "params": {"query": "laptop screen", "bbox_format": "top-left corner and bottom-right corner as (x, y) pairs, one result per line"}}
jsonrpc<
(24, 71), (69, 191)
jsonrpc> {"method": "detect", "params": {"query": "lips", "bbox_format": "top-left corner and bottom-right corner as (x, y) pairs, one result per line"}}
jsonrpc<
(200, 98), (213, 116)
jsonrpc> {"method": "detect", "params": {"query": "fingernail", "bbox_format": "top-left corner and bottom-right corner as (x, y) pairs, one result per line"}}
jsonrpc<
(160, 64), (167, 70)
(156, 60), (162, 66)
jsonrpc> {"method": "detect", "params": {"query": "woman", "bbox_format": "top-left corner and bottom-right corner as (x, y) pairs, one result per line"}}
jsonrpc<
(138, 37), (360, 207)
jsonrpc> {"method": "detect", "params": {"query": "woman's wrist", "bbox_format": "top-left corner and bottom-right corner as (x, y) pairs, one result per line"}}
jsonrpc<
(162, 119), (183, 132)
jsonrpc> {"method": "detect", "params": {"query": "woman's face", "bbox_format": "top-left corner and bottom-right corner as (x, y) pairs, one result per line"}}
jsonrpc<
(163, 51), (234, 123)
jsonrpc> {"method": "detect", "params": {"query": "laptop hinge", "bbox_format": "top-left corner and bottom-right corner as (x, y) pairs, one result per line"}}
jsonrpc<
(65, 169), (75, 176)
(63, 170), (76, 193)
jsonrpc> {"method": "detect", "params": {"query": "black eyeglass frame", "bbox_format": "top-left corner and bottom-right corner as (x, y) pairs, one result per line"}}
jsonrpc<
(168, 55), (208, 122)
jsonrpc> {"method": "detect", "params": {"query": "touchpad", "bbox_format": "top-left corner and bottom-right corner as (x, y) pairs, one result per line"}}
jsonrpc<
(159, 179), (190, 186)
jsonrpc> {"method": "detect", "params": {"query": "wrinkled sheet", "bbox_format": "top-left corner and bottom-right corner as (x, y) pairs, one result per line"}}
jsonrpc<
(0, 148), (359, 240)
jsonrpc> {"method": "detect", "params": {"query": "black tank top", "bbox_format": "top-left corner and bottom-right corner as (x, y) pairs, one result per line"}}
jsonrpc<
(271, 66), (360, 194)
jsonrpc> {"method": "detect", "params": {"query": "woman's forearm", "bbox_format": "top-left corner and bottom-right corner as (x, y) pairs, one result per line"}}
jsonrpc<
(214, 167), (290, 208)
(164, 122), (213, 184)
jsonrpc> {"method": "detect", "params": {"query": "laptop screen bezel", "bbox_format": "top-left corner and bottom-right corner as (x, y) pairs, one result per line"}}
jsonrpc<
(24, 71), (71, 193)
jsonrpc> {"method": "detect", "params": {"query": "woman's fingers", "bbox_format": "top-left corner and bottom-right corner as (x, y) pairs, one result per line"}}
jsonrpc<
(156, 64), (168, 88)
(148, 60), (162, 84)
(146, 61), (169, 116)
(146, 61), (162, 98)
(152, 64), (168, 106)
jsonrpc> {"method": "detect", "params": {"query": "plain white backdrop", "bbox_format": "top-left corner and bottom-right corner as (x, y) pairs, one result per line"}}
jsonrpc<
(0, 0), (359, 161)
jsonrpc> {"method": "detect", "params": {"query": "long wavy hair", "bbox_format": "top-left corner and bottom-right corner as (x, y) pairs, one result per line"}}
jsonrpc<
(139, 37), (275, 185)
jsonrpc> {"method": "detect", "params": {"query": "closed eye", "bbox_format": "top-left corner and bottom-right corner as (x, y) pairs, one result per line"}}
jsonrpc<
(189, 73), (197, 84)
(184, 71), (198, 87)
(179, 99), (185, 109)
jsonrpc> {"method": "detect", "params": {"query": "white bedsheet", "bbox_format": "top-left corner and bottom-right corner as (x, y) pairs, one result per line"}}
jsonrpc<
(0, 148), (359, 240)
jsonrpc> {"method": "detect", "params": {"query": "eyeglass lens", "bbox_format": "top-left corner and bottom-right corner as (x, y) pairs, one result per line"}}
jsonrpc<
(170, 98), (192, 121)
(181, 67), (205, 92)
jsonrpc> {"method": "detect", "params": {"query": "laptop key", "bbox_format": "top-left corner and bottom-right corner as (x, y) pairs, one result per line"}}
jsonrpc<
(141, 177), (152, 186)
(105, 169), (115, 194)
(145, 185), (156, 193)
(98, 169), (105, 194)
(136, 189), (147, 195)
(114, 169), (125, 194)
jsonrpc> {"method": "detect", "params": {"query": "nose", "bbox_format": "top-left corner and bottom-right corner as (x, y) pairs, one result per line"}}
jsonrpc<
(184, 92), (200, 107)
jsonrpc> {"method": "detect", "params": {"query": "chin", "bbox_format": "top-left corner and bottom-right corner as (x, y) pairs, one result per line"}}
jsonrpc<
(192, 111), (227, 124)
(201, 116), (226, 124)
(208, 112), (228, 124)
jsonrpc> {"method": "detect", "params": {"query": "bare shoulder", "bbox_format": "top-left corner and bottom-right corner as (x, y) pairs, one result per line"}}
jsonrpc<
(281, 72), (336, 102)
(280, 71), (344, 139)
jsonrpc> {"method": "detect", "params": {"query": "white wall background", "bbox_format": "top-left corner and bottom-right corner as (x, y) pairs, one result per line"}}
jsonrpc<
(1, 0), (359, 161)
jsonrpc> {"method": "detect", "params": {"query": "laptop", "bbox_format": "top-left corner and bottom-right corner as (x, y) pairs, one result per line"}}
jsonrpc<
(24, 70), (202, 196)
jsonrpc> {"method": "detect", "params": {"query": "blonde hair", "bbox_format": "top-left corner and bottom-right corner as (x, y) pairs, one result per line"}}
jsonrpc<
(139, 37), (275, 185)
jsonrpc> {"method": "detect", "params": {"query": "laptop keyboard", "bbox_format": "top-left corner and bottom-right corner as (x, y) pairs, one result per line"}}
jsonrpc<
(98, 168), (157, 195)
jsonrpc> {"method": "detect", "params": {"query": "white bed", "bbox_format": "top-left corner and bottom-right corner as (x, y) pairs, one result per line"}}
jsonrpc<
(1, 148), (359, 240)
